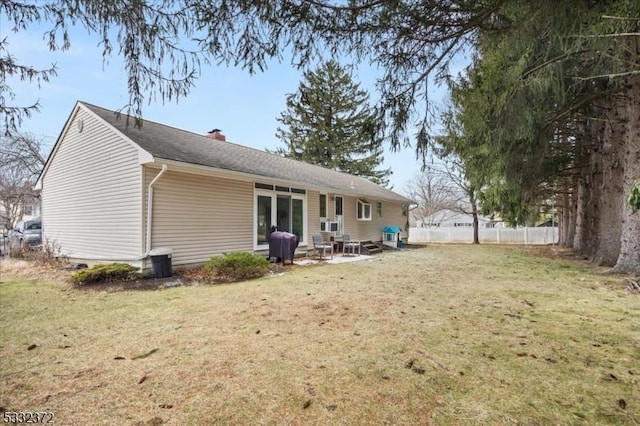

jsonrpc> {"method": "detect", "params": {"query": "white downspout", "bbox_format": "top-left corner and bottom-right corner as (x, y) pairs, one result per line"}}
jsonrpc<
(145, 164), (168, 257)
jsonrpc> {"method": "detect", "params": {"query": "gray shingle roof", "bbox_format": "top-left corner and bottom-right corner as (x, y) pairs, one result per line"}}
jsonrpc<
(82, 102), (413, 204)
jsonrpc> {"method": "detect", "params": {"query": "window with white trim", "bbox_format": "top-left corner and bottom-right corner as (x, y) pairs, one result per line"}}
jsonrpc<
(334, 195), (343, 216)
(357, 199), (372, 221)
(319, 193), (327, 221)
(334, 195), (344, 235)
(376, 201), (382, 217)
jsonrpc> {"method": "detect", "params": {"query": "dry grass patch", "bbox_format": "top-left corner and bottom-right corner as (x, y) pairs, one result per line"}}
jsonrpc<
(1, 245), (639, 425)
(0, 257), (75, 283)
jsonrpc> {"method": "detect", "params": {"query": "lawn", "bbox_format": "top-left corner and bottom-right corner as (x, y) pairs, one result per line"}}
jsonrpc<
(1, 245), (638, 425)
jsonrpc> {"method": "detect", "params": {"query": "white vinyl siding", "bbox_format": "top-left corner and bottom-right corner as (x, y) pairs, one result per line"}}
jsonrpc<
(357, 200), (405, 241)
(337, 195), (405, 242)
(41, 108), (143, 262)
(306, 190), (321, 244)
(144, 168), (253, 267)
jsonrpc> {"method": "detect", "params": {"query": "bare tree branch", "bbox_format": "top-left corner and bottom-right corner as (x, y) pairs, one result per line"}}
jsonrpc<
(0, 133), (46, 230)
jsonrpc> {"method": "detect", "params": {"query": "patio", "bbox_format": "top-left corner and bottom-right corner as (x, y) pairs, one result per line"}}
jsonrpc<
(295, 253), (374, 266)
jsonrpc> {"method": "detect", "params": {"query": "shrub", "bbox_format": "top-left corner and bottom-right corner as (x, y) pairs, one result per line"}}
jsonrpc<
(204, 252), (269, 282)
(70, 263), (140, 286)
(25, 239), (69, 267)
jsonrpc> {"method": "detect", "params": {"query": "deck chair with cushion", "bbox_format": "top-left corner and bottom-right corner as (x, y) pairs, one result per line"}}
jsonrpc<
(312, 234), (333, 260)
(342, 234), (361, 256)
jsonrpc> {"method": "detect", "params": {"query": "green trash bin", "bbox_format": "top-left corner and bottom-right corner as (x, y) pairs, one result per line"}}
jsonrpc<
(149, 247), (172, 278)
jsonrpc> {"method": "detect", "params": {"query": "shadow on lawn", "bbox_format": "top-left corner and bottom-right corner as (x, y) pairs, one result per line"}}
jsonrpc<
(74, 275), (198, 292)
(73, 262), (293, 292)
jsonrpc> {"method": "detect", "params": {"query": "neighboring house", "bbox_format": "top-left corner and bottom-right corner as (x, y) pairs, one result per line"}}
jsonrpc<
(35, 101), (413, 269)
(415, 209), (500, 228)
(0, 198), (39, 256)
(0, 195), (41, 234)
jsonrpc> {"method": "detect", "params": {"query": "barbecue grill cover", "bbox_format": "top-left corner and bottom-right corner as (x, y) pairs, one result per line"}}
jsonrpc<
(268, 231), (299, 263)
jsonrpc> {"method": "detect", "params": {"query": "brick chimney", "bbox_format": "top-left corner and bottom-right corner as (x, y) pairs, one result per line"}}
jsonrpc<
(207, 128), (226, 141)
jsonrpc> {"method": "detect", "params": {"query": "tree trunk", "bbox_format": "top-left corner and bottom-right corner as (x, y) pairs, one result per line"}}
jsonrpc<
(613, 74), (640, 274)
(559, 190), (568, 246)
(585, 120), (603, 259)
(472, 203), (479, 244)
(562, 178), (577, 247)
(573, 173), (591, 253)
(559, 184), (574, 247)
(470, 190), (480, 244)
(592, 98), (625, 266)
(573, 114), (606, 257)
(572, 118), (591, 253)
(566, 192), (576, 247)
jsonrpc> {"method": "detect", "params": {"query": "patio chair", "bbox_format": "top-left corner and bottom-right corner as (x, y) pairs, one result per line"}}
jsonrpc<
(312, 234), (333, 260)
(342, 234), (360, 256)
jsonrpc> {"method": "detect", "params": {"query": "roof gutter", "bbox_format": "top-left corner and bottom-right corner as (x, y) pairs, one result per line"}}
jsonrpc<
(145, 164), (168, 256)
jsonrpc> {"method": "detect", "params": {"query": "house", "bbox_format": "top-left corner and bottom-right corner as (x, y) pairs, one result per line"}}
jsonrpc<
(35, 101), (413, 269)
(414, 209), (500, 228)
(0, 187), (40, 234)
(1, 188), (40, 256)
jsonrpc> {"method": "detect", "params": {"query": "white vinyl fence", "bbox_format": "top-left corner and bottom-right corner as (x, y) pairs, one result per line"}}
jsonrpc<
(408, 226), (559, 245)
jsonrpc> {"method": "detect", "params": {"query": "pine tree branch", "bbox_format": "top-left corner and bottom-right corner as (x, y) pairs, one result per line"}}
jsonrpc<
(301, 0), (386, 12)
(601, 15), (640, 21)
(567, 33), (640, 38)
(520, 52), (583, 80)
(574, 70), (640, 81)
(547, 89), (622, 126)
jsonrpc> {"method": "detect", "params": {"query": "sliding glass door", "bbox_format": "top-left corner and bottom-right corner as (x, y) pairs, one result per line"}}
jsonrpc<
(256, 190), (306, 248)
(292, 198), (303, 237)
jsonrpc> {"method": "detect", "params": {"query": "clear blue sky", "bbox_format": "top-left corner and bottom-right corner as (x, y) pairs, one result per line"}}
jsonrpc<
(3, 18), (453, 194)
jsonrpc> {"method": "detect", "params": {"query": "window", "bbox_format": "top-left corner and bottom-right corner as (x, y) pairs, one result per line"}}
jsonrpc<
(277, 195), (303, 237)
(376, 201), (382, 217)
(335, 195), (343, 216)
(357, 199), (372, 221)
(319, 194), (327, 220)
(333, 195), (344, 235)
(22, 204), (40, 217)
(256, 195), (273, 245)
(291, 198), (303, 236)
(255, 182), (274, 190)
(256, 183), (305, 194)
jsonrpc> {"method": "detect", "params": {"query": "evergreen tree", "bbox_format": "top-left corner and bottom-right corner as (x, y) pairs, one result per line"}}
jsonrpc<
(274, 60), (391, 186)
(442, 0), (640, 272)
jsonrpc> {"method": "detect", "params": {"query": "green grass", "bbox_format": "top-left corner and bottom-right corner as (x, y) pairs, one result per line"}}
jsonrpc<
(1, 245), (638, 425)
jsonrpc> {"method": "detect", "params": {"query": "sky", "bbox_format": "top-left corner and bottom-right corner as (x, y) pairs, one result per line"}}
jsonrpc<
(3, 16), (453, 195)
